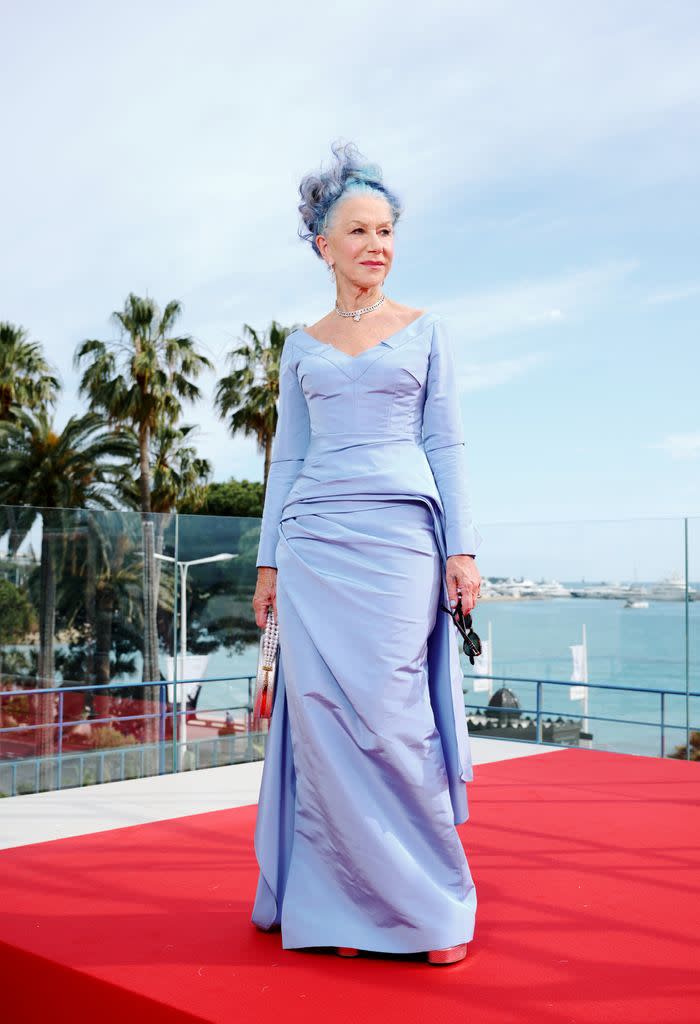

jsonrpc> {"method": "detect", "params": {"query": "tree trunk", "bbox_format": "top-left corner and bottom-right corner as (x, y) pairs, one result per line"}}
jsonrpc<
(152, 514), (167, 625)
(138, 423), (152, 515)
(139, 423), (160, 763)
(95, 588), (114, 689)
(36, 517), (57, 788)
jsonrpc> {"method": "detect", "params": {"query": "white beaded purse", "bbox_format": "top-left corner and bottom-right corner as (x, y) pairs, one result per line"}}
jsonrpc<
(253, 605), (279, 719)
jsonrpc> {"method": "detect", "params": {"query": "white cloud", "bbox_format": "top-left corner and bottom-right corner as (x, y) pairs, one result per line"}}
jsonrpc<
(441, 259), (639, 341)
(644, 282), (700, 305)
(650, 433), (700, 460)
(457, 351), (551, 392)
(523, 309), (563, 324)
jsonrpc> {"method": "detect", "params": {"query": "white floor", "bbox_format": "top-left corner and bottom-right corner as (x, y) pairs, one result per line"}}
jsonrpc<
(0, 735), (564, 851)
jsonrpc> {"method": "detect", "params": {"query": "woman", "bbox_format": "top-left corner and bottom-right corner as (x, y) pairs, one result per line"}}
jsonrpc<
(251, 140), (483, 965)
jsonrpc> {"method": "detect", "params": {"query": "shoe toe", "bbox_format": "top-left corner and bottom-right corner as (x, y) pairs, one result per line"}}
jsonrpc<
(427, 943), (467, 964)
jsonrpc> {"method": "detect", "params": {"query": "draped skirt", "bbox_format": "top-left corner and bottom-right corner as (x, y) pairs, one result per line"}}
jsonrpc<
(251, 499), (477, 953)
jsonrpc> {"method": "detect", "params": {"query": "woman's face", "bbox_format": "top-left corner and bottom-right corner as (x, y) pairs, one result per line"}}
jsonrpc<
(318, 193), (394, 289)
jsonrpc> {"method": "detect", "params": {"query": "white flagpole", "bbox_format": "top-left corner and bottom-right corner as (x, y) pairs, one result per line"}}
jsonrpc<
(582, 623), (590, 740)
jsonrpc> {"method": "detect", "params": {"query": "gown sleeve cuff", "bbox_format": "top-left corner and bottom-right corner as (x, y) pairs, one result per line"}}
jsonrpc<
(445, 522), (484, 559)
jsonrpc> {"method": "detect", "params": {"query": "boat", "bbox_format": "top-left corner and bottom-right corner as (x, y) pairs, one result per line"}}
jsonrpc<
(646, 573), (697, 602)
(570, 581), (644, 599)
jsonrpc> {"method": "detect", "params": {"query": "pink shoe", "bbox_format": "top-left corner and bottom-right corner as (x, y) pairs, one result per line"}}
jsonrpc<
(427, 942), (467, 964)
(336, 946), (360, 957)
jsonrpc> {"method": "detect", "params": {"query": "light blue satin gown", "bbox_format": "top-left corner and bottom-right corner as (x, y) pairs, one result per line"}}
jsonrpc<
(251, 311), (483, 953)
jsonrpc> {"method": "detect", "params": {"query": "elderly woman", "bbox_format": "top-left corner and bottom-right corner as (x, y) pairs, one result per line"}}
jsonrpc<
(251, 140), (483, 966)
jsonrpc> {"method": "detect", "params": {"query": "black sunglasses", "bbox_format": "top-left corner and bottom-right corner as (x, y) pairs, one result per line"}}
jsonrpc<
(440, 596), (482, 665)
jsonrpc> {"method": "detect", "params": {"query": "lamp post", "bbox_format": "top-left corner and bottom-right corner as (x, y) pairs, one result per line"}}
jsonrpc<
(155, 551), (237, 768)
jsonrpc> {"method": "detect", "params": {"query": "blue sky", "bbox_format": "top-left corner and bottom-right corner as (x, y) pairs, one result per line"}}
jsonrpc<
(1, 0), (698, 579)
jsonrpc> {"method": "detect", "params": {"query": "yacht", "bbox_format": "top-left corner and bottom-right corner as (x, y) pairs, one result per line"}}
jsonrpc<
(485, 576), (571, 599)
(534, 579), (572, 598)
(570, 581), (638, 599)
(646, 573), (697, 602)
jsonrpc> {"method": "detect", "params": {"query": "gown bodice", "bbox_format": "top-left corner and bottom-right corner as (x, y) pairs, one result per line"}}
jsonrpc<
(256, 312), (482, 568)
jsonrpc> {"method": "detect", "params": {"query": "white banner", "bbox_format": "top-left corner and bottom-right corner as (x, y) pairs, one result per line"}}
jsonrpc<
(570, 643), (586, 699)
(570, 644), (585, 681)
(165, 654), (208, 704)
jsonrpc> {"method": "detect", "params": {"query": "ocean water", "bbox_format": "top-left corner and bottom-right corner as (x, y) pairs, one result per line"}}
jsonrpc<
(195, 595), (699, 760)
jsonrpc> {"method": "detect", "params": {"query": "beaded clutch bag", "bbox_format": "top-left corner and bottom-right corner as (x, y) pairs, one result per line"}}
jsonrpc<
(253, 605), (279, 720)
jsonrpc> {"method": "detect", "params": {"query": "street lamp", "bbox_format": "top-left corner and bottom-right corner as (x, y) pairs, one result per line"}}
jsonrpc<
(155, 551), (237, 768)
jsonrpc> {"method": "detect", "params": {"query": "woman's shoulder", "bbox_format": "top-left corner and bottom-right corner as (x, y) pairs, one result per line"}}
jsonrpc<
(392, 303), (439, 331)
(398, 306), (445, 332)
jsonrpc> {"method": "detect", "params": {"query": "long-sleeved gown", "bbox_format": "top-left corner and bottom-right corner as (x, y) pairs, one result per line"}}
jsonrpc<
(251, 310), (483, 954)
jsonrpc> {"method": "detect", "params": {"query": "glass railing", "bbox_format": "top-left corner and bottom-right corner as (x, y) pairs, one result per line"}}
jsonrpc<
(458, 515), (698, 760)
(0, 505), (697, 797)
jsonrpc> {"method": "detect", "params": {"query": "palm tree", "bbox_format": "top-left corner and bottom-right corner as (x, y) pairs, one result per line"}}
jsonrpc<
(0, 323), (61, 557)
(53, 511), (158, 737)
(74, 293), (213, 514)
(0, 408), (134, 778)
(118, 421), (212, 515)
(215, 320), (295, 493)
(52, 510), (146, 686)
(0, 321), (60, 421)
(74, 293), (213, 727)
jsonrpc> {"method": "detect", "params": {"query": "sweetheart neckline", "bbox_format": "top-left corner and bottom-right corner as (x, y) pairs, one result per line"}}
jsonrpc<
(296, 311), (431, 359)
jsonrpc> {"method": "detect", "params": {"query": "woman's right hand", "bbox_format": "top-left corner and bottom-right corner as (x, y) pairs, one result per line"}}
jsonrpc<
(253, 566), (278, 628)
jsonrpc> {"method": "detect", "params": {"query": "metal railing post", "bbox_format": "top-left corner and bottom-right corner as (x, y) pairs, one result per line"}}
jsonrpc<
(158, 682), (165, 774)
(57, 691), (64, 790)
(171, 512), (180, 773)
(684, 517), (690, 761)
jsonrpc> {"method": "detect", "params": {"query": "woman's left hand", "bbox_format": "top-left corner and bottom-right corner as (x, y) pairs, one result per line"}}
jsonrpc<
(446, 554), (481, 614)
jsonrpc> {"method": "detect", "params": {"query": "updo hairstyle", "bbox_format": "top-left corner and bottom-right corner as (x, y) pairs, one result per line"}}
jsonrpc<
(297, 139), (403, 259)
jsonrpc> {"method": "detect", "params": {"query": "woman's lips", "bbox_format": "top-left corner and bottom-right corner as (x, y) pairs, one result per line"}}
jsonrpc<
(361, 261), (384, 266)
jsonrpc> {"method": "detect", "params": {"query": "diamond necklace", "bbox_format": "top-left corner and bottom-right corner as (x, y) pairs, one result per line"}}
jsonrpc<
(335, 293), (386, 322)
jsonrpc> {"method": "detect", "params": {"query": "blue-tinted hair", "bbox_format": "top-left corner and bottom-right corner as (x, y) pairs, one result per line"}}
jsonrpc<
(297, 139), (403, 259)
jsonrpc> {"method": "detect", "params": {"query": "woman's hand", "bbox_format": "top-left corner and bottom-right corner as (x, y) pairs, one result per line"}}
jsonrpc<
(446, 554), (481, 614)
(253, 566), (278, 628)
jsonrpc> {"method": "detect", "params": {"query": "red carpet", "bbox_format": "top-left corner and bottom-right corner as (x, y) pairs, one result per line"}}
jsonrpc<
(1, 747), (698, 1024)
